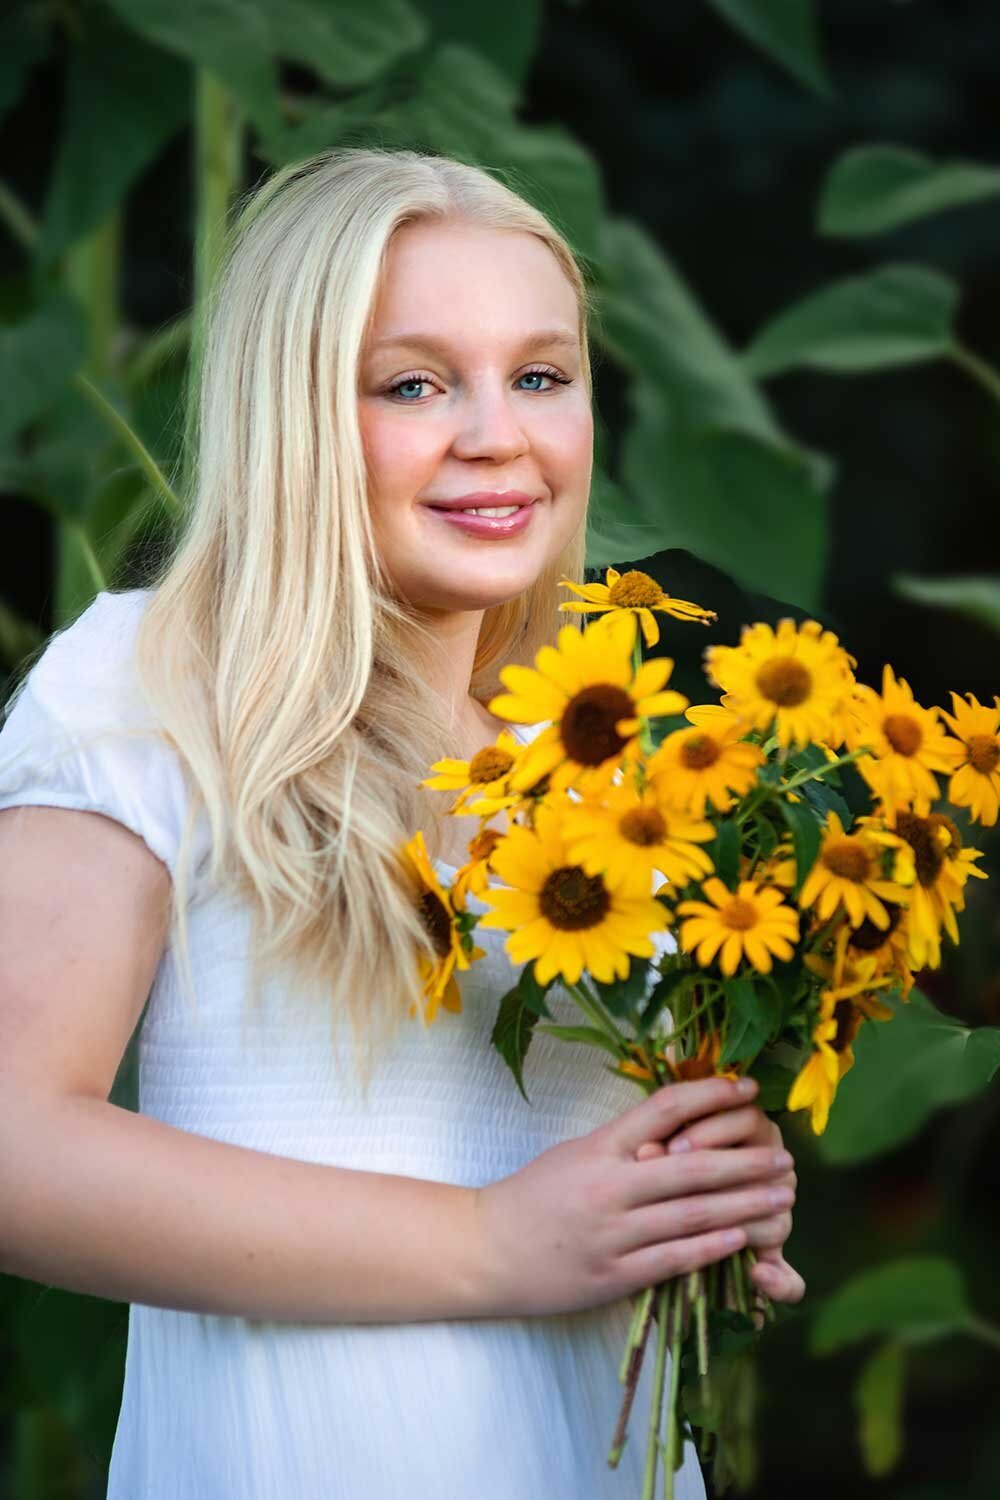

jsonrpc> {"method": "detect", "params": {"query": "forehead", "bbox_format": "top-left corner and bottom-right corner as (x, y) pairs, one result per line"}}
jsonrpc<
(366, 220), (581, 351)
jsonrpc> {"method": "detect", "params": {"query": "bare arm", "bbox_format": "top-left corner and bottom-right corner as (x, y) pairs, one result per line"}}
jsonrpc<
(0, 806), (484, 1325)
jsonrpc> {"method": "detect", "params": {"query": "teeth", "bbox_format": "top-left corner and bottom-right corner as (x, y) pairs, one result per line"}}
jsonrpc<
(461, 505), (520, 517)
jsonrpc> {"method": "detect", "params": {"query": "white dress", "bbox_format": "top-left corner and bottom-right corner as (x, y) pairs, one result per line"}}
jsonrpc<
(0, 589), (707, 1500)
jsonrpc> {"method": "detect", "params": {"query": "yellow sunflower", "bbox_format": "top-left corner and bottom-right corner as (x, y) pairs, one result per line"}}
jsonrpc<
(939, 691), (1000, 827)
(558, 566), (717, 647)
(646, 716), (764, 815)
(676, 876), (800, 976)
(892, 809), (987, 970)
(704, 618), (856, 753)
(476, 798), (671, 988)
(451, 825), (505, 908)
(421, 728), (522, 816)
(488, 610), (688, 798)
(798, 811), (915, 929)
(846, 665), (962, 817)
(401, 830), (485, 1023)
(804, 926), (896, 1023)
(558, 778), (715, 898)
(786, 989), (844, 1135)
(846, 901), (916, 1000)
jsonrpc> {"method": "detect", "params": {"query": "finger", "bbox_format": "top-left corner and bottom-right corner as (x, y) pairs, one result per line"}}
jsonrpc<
(739, 1209), (793, 1250)
(612, 1075), (758, 1159)
(748, 1251), (806, 1304)
(664, 1104), (770, 1154)
(627, 1144), (794, 1207)
(624, 1190), (794, 1254)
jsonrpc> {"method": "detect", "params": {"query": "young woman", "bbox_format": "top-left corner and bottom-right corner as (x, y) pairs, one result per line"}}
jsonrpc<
(0, 147), (803, 1498)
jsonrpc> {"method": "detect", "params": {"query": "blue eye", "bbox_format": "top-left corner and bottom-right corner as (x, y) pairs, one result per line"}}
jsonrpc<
(385, 366), (572, 402)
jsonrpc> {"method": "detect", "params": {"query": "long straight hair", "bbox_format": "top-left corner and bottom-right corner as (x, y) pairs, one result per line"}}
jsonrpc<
(133, 147), (597, 1095)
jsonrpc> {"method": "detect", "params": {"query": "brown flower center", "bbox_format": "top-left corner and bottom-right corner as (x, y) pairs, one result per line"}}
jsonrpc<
(618, 806), (667, 847)
(561, 684), (636, 766)
(468, 746), (515, 784)
(607, 569), (664, 608)
(720, 896), (758, 931)
(755, 656), (812, 708)
(539, 865), (611, 930)
(832, 1002), (863, 1054)
(895, 811), (946, 887)
(681, 732), (721, 770)
(967, 733), (1000, 775)
(467, 827), (503, 863)
(419, 889), (453, 958)
(822, 836), (871, 883)
(851, 901), (903, 952)
(883, 713), (922, 757)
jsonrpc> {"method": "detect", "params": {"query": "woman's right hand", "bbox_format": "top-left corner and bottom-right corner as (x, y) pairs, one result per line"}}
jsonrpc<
(473, 1075), (794, 1319)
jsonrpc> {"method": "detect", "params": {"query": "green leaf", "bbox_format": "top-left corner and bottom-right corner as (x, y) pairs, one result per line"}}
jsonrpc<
(491, 982), (541, 1103)
(0, 292), (87, 446)
(534, 1023), (622, 1058)
(619, 383), (830, 611)
(745, 1058), (797, 1111)
(412, 0), (541, 87)
(638, 967), (693, 1040)
(0, 4), (51, 127)
(819, 145), (1000, 239)
(817, 991), (1000, 1164)
(719, 976), (782, 1067)
(742, 265), (959, 378)
(893, 573), (1000, 637)
(779, 796), (820, 894)
(263, 0), (427, 90)
(704, 0), (833, 98)
(810, 1256), (973, 1354)
(515, 965), (555, 1021)
(592, 953), (653, 1022)
(38, 9), (190, 263)
(854, 1339), (906, 1477)
(710, 818), (741, 892)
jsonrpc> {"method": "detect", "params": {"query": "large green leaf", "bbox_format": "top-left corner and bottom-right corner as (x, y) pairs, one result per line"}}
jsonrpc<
(819, 145), (1000, 239)
(0, 292), (87, 445)
(619, 379), (829, 610)
(743, 265), (959, 378)
(413, 0), (541, 86)
(38, 9), (190, 263)
(810, 1256), (973, 1353)
(262, 0), (427, 90)
(854, 1340), (906, 1477)
(816, 990), (1000, 1164)
(893, 573), (1000, 637)
(704, 0), (832, 97)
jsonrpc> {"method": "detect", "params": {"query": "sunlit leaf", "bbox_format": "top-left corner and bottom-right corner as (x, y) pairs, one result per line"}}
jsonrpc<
(810, 1256), (972, 1353)
(854, 1339), (906, 1477)
(819, 145), (1000, 238)
(817, 991), (1000, 1163)
(742, 265), (959, 377)
(705, 0), (832, 97)
(893, 573), (1000, 637)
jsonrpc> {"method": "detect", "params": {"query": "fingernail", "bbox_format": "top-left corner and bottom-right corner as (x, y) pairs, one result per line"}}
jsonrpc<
(667, 1136), (692, 1153)
(736, 1077), (757, 1095)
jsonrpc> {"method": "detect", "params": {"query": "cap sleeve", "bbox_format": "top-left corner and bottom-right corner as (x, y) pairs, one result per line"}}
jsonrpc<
(0, 590), (194, 882)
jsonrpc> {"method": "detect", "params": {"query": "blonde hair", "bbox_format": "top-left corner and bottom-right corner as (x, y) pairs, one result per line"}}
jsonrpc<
(115, 149), (597, 1094)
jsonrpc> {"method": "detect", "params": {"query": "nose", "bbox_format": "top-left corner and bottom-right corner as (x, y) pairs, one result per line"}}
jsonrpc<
(449, 379), (531, 464)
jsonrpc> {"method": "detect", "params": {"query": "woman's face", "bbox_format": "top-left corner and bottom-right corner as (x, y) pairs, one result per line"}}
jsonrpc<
(357, 219), (593, 614)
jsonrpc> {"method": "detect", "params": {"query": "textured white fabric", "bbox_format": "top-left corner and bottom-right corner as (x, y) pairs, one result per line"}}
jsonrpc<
(0, 590), (705, 1500)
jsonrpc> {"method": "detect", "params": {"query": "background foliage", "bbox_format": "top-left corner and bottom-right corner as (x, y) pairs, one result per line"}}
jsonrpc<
(2, 1), (999, 1496)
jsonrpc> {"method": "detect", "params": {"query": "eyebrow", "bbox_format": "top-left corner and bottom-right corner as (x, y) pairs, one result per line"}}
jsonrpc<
(370, 328), (580, 355)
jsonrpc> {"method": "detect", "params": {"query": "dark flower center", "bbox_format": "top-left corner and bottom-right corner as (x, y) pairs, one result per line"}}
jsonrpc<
(721, 896), (758, 932)
(467, 746), (515, 784)
(607, 569), (664, 608)
(822, 837), (871, 883)
(618, 806), (667, 847)
(561, 684), (636, 766)
(539, 865), (611, 930)
(832, 1002), (863, 1054)
(419, 890), (453, 958)
(895, 811), (946, 887)
(883, 713), (922, 757)
(755, 657), (812, 708)
(851, 901), (903, 951)
(681, 733), (721, 770)
(967, 733), (1000, 775)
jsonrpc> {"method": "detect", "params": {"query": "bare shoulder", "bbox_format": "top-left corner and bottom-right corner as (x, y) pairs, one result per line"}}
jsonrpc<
(0, 803), (171, 1104)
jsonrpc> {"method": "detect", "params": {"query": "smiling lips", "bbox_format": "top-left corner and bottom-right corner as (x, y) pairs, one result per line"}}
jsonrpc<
(423, 493), (538, 537)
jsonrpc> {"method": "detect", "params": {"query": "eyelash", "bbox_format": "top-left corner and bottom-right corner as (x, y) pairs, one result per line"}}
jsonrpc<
(384, 365), (573, 401)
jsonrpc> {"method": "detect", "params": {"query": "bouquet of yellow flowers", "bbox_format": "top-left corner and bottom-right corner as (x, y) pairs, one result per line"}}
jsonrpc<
(403, 567), (997, 1498)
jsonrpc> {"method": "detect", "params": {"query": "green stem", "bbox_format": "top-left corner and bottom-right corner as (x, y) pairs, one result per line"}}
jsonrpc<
(655, 985), (719, 1049)
(565, 981), (630, 1052)
(632, 635), (656, 759)
(951, 344), (1000, 409)
(73, 374), (182, 516)
(662, 1284), (686, 1495)
(781, 745), (872, 793)
(642, 1280), (673, 1500)
(64, 213), (121, 381)
(0, 177), (38, 250)
(68, 522), (108, 594)
(967, 1316), (1000, 1352)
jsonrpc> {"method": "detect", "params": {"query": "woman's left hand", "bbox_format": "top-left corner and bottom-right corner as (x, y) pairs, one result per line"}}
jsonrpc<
(635, 1099), (806, 1311)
